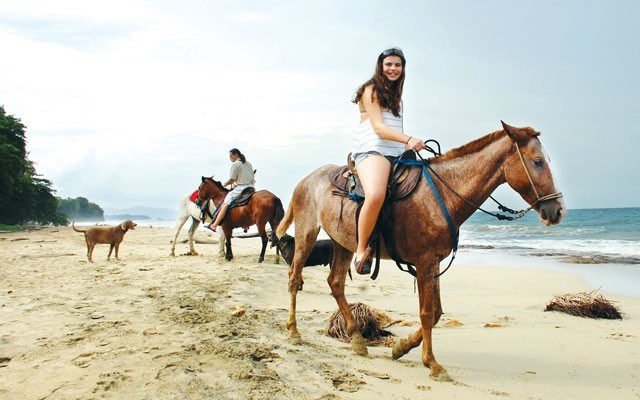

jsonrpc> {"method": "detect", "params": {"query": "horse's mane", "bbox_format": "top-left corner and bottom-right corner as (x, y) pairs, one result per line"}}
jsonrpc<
(431, 127), (539, 163)
(204, 176), (229, 192)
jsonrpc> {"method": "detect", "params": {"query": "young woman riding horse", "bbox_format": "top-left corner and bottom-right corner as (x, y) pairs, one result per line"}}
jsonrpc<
(197, 176), (284, 263)
(351, 47), (427, 275)
(276, 121), (565, 381)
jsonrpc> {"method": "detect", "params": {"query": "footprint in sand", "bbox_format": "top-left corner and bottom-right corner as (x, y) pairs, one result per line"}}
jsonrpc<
(93, 371), (131, 393)
(73, 351), (98, 368)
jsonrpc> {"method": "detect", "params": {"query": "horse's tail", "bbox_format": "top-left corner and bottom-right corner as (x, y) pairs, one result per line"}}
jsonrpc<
(269, 196), (286, 245)
(275, 199), (293, 239)
(71, 221), (86, 233)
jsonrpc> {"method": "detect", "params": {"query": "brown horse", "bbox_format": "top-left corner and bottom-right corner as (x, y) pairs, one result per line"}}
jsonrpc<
(197, 176), (284, 263)
(275, 122), (565, 381)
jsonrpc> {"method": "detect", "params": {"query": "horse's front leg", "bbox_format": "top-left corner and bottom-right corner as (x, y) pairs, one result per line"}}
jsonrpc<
(416, 261), (450, 381)
(392, 272), (443, 360)
(328, 245), (367, 355)
(217, 231), (226, 256)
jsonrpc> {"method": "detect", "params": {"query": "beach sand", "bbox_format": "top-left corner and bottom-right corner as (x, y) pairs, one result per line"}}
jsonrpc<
(1, 226), (639, 399)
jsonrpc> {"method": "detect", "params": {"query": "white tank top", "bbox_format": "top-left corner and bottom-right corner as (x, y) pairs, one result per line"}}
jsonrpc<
(351, 106), (405, 156)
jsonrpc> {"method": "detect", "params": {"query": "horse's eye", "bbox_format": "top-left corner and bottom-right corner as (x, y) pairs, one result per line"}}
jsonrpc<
(533, 159), (544, 167)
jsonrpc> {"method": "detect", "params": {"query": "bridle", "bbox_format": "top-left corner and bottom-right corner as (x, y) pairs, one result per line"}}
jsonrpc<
(512, 140), (564, 210)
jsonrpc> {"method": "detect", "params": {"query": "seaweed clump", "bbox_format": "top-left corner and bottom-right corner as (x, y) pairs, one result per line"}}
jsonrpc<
(545, 291), (622, 319)
(327, 302), (394, 344)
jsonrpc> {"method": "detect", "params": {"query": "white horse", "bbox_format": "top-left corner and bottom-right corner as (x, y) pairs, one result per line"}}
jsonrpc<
(170, 191), (225, 256)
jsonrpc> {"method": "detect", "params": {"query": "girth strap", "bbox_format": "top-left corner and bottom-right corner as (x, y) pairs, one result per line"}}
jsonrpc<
(393, 158), (459, 279)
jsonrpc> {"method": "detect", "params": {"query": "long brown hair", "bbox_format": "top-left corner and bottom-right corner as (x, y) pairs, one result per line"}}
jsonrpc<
(229, 148), (246, 163)
(352, 48), (406, 117)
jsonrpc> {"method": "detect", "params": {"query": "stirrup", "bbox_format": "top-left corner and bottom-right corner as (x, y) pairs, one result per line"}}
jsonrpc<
(353, 247), (372, 275)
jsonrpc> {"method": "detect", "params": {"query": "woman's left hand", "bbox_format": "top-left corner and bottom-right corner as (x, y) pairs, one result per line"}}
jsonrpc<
(407, 137), (426, 152)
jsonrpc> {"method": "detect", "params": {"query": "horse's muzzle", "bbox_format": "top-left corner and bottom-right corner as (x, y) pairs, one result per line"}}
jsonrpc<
(537, 198), (566, 226)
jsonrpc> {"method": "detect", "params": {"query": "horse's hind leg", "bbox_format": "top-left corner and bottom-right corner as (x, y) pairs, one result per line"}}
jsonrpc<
(223, 225), (233, 261)
(286, 228), (319, 344)
(170, 216), (189, 256)
(328, 243), (367, 355)
(257, 224), (268, 263)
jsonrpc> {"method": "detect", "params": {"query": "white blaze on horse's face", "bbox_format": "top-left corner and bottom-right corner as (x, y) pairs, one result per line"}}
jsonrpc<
(537, 144), (566, 226)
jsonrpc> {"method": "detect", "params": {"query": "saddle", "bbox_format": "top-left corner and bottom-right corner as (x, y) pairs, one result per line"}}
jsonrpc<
(330, 150), (423, 279)
(231, 187), (255, 207)
(203, 187), (256, 223)
(329, 151), (422, 201)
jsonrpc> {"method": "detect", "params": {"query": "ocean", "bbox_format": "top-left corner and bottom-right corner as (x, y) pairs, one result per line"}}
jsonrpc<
(458, 207), (640, 297)
(461, 207), (640, 265)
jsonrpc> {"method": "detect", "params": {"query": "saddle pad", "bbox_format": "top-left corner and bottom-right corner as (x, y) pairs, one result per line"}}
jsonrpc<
(190, 190), (199, 203)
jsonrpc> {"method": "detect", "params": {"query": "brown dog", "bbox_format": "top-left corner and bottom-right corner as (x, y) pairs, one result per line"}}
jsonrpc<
(72, 220), (137, 262)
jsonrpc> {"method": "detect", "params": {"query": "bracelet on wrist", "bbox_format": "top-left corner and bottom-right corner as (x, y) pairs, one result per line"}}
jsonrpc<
(405, 136), (412, 144)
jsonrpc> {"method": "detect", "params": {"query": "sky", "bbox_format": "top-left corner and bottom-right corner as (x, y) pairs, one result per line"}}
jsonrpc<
(1, 0), (638, 213)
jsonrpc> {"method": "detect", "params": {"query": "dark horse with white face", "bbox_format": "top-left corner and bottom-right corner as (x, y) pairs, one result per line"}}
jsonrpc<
(276, 122), (565, 381)
(197, 177), (284, 263)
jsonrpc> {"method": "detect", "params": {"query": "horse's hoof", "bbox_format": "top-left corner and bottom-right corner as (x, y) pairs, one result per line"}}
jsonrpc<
(392, 338), (408, 360)
(288, 333), (303, 345)
(351, 334), (368, 356)
(430, 368), (453, 382)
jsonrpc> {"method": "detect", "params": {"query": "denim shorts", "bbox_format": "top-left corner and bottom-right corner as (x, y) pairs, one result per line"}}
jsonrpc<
(353, 151), (395, 168)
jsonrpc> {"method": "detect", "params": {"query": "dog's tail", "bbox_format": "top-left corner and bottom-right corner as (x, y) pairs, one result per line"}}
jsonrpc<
(275, 200), (294, 239)
(71, 221), (86, 233)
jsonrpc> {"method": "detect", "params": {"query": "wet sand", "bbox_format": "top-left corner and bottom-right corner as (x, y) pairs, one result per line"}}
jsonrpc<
(1, 226), (639, 399)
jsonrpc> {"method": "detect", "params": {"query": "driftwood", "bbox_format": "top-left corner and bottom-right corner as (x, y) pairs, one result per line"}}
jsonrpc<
(20, 253), (76, 259)
(545, 291), (622, 319)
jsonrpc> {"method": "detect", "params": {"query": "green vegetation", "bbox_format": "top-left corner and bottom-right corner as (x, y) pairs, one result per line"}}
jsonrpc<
(57, 197), (104, 221)
(0, 105), (68, 225)
(0, 224), (23, 231)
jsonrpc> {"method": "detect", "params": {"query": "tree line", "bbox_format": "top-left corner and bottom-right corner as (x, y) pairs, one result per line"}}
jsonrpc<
(0, 105), (103, 226)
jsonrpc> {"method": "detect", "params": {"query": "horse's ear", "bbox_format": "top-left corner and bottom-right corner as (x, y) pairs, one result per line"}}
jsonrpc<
(201, 176), (206, 182)
(501, 120), (530, 145)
